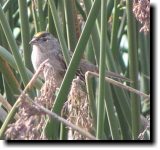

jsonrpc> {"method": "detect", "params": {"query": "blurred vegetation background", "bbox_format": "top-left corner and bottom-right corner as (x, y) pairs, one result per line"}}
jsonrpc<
(0, 0), (150, 140)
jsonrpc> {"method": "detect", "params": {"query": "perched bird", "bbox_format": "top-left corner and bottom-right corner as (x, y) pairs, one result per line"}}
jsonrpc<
(30, 31), (129, 86)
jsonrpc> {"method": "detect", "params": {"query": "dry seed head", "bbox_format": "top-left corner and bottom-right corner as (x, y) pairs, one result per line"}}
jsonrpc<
(133, 0), (150, 33)
(65, 76), (93, 140)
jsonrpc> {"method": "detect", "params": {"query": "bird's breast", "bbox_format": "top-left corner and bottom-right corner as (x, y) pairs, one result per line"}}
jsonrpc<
(31, 45), (46, 71)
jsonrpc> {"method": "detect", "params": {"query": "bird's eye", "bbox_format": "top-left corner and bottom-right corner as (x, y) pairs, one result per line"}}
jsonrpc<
(41, 37), (48, 42)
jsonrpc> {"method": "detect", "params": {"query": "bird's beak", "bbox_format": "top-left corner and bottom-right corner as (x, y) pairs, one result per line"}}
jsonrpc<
(29, 38), (37, 45)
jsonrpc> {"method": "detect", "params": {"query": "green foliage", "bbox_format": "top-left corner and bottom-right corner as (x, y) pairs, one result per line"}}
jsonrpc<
(0, 0), (150, 140)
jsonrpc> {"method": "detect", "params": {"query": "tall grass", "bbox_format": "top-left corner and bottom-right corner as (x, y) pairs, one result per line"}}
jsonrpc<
(0, 0), (150, 140)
